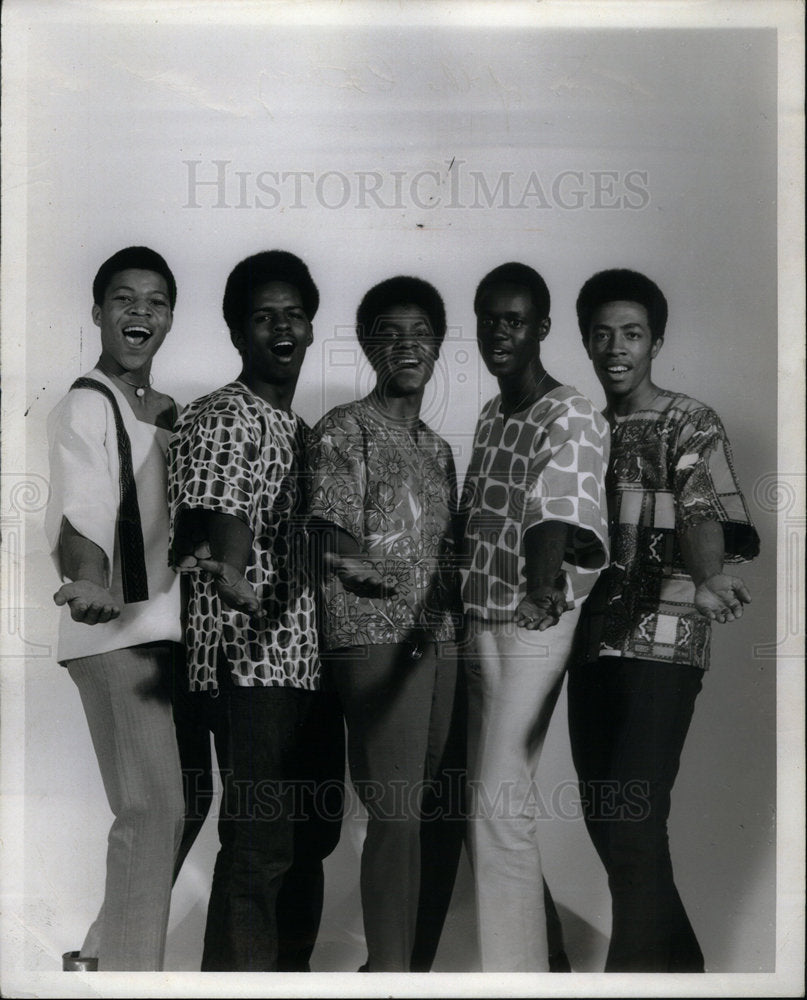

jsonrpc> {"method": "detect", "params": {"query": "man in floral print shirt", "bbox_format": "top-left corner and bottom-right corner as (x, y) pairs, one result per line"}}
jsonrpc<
(308, 276), (464, 973)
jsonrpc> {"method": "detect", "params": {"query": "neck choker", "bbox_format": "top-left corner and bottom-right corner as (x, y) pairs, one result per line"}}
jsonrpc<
(98, 364), (153, 398)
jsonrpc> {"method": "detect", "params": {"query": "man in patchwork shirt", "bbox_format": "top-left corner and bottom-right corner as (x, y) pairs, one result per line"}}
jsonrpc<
(568, 268), (760, 973)
(168, 250), (343, 972)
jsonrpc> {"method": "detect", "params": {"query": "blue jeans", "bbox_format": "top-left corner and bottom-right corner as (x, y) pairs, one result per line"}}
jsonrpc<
(567, 657), (705, 972)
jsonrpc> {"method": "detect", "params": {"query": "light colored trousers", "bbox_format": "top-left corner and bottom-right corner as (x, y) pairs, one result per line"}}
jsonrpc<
(465, 606), (581, 972)
(67, 643), (185, 971)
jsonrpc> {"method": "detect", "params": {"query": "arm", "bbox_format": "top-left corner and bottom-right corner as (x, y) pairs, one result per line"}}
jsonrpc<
(679, 519), (752, 623)
(308, 516), (398, 599)
(176, 510), (265, 622)
(53, 518), (121, 625)
(517, 520), (570, 630)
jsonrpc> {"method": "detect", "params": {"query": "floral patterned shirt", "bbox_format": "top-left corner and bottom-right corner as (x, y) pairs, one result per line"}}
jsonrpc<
(461, 385), (610, 622)
(308, 397), (460, 650)
(168, 382), (319, 691)
(576, 390), (760, 670)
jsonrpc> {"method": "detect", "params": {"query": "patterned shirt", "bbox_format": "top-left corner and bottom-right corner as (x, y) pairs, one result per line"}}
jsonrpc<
(168, 381), (319, 691)
(576, 390), (760, 670)
(308, 397), (460, 650)
(461, 386), (610, 621)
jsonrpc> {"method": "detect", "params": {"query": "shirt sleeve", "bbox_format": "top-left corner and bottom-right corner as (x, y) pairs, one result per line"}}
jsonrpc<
(523, 398), (610, 572)
(168, 398), (262, 547)
(45, 389), (118, 582)
(672, 406), (760, 561)
(308, 408), (367, 547)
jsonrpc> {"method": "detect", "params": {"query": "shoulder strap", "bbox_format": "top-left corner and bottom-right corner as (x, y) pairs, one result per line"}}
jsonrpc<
(70, 377), (149, 603)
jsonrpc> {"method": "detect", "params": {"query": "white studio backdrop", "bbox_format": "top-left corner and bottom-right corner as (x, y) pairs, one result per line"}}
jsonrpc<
(2, 3), (800, 995)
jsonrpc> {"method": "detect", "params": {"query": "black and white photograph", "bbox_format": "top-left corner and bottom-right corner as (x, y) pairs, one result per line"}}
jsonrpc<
(1, 1), (803, 997)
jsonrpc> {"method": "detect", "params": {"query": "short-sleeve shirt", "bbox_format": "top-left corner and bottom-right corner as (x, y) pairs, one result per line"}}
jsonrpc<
(461, 385), (610, 622)
(45, 368), (181, 663)
(576, 390), (760, 670)
(308, 397), (460, 651)
(168, 381), (319, 691)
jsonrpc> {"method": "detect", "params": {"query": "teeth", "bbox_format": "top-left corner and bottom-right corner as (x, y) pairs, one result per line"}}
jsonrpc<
(123, 326), (150, 345)
(607, 366), (628, 372)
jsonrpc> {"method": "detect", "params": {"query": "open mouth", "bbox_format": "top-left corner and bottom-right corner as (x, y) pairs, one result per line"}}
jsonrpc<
(391, 355), (421, 371)
(489, 348), (511, 362)
(123, 325), (152, 347)
(271, 339), (296, 359)
(604, 365), (630, 375)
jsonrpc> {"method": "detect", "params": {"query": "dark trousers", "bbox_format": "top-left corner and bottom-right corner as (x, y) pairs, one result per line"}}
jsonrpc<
(567, 657), (705, 972)
(186, 661), (344, 972)
(327, 640), (466, 972)
(170, 650), (215, 881)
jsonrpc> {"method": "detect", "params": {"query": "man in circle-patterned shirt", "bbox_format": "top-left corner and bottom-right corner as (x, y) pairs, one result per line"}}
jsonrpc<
(168, 250), (343, 972)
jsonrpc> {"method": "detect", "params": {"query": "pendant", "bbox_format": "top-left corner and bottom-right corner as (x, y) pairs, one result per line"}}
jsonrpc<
(136, 386), (146, 398)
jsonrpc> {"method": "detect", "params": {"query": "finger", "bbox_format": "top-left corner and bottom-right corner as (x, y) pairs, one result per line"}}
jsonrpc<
(193, 542), (212, 560)
(733, 579), (752, 604)
(68, 600), (90, 621)
(81, 604), (103, 626)
(194, 557), (228, 578)
(177, 555), (198, 570)
(537, 614), (560, 631)
(53, 588), (70, 606)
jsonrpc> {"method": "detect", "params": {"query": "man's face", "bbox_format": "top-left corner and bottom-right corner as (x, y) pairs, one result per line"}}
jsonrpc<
(475, 283), (549, 378)
(232, 281), (313, 384)
(367, 303), (439, 397)
(92, 268), (173, 372)
(585, 300), (662, 400)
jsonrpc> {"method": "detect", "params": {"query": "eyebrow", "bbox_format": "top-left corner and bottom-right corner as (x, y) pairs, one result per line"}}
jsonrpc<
(110, 284), (168, 297)
(252, 303), (304, 314)
(592, 320), (645, 329)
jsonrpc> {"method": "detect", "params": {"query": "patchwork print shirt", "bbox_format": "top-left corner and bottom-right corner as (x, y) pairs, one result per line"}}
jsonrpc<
(576, 390), (760, 670)
(461, 386), (610, 621)
(168, 382), (319, 691)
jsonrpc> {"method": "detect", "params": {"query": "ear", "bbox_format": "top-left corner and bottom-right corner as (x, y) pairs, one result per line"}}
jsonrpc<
(583, 335), (593, 360)
(230, 327), (245, 354)
(538, 317), (551, 341)
(91, 304), (102, 329)
(651, 336), (664, 359)
(305, 322), (314, 347)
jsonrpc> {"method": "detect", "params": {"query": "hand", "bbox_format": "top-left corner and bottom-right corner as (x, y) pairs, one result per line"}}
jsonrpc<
(694, 573), (752, 623)
(516, 585), (567, 631)
(53, 580), (120, 625)
(326, 552), (399, 599)
(180, 544), (266, 626)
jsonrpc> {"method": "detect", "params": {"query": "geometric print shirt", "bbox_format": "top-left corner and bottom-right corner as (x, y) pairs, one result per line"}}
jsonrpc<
(308, 396), (460, 651)
(461, 385), (611, 623)
(576, 389), (760, 671)
(167, 381), (319, 691)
